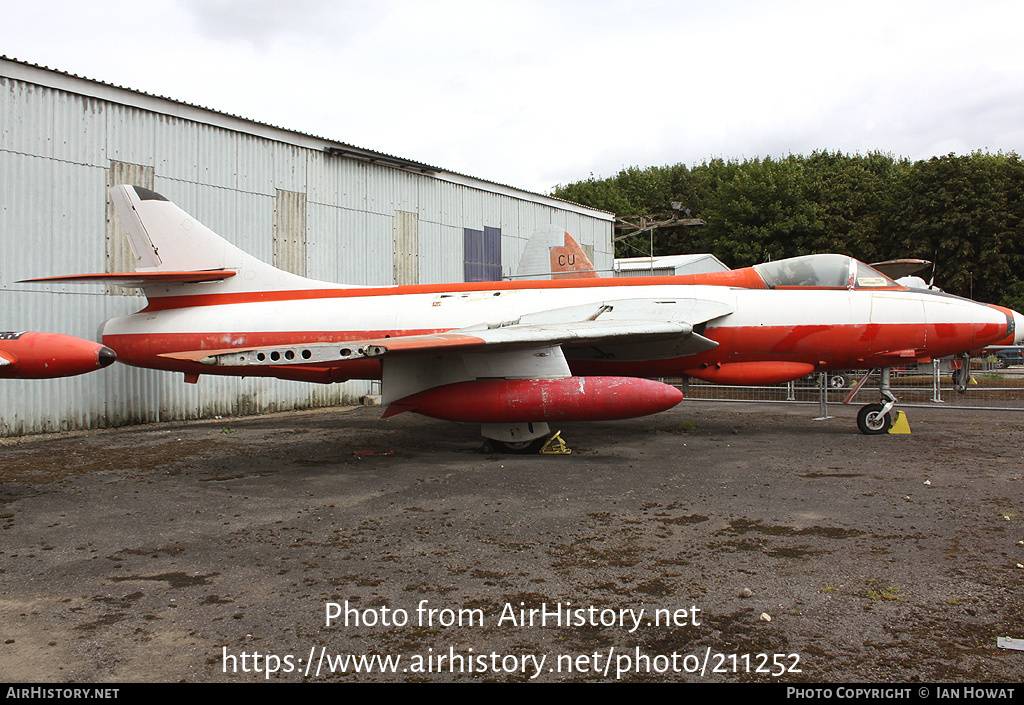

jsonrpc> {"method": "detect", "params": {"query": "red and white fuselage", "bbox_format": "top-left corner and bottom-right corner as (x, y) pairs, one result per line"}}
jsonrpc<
(25, 186), (1024, 438)
(99, 273), (1020, 385)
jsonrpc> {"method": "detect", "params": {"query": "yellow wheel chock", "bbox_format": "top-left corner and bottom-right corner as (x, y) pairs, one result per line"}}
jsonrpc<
(540, 431), (572, 455)
(887, 411), (912, 434)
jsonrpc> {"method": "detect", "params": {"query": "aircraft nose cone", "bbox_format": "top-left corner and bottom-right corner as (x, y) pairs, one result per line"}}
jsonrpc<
(987, 304), (1024, 346)
(98, 346), (117, 368)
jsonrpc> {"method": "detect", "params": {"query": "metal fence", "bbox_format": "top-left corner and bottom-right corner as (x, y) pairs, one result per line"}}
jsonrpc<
(678, 357), (1024, 411)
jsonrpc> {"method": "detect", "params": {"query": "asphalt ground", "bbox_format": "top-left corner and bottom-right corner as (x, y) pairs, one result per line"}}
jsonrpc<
(0, 400), (1022, 683)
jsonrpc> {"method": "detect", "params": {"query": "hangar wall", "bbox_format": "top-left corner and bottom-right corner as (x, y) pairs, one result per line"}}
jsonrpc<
(0, 58), (614, 436)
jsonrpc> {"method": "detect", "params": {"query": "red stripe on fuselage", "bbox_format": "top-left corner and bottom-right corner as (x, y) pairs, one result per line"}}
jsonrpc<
(140, 272), (771, 312)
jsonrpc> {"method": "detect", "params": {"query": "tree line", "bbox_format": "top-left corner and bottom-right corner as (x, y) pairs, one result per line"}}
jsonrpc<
(551, 151), (1024, 309)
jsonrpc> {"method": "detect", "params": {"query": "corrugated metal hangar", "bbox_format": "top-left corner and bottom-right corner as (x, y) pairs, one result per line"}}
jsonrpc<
(0, 57), (614, 436)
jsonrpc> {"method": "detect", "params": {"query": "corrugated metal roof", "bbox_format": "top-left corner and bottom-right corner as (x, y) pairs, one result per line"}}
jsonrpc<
(0, 55), (613, 221)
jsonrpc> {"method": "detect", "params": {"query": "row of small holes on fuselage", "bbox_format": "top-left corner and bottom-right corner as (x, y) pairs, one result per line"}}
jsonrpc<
(254, 349), (316, 362)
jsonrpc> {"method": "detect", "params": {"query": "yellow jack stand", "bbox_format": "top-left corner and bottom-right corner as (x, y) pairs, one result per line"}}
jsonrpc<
(888, 411), (912, 434)
(540, 431), (572, 455)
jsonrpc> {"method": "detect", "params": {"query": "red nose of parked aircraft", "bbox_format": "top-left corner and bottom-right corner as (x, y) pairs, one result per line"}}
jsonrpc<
(987, 305), (1024, 346)
(0, 332), (117, 379)
(1009, 308), (1024, 345)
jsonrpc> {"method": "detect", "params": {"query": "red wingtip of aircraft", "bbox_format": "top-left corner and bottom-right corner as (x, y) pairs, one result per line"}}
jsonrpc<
(0, 331), (117, 379)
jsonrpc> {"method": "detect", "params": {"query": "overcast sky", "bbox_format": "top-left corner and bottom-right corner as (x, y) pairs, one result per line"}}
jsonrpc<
(3, 0), (1023, 194)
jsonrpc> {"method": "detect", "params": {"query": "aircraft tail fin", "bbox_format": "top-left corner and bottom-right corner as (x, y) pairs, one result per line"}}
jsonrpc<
(514, 225), (600, 280)
(111, 185), (315, 290)
(111, 185), (228, 271)
(22, 185), (325, 294)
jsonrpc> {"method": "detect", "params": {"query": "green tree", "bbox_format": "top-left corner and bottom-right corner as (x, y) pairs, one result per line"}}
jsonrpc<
(889, 152), (1024, 302)
(552, 150), (1024, 304)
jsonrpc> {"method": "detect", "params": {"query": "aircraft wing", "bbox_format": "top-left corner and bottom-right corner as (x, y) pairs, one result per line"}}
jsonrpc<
(162, 297), (734, 367)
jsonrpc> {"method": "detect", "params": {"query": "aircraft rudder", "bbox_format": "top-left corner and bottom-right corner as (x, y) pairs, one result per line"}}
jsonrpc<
(549, 230), (599, 280)
(515, 225), (600, 280)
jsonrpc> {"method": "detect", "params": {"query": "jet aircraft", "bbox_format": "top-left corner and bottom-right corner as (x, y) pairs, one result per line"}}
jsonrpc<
(23, 185), (1024, 451)
(0, 331), (116, 379)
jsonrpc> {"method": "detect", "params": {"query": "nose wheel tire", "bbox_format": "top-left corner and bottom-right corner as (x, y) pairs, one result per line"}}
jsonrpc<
(857, 403), (893, 435)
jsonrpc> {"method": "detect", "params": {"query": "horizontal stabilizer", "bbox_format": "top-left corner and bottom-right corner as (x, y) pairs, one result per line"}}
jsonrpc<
(20, 270), (237, 287)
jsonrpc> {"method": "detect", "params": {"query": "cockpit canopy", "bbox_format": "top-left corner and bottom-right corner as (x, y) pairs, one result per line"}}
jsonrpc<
(753, 254), (897, 289)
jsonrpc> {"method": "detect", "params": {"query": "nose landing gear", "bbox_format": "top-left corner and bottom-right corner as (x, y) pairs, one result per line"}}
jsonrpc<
(857, 402), (894, 434)
(855, 367), (897, 435)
